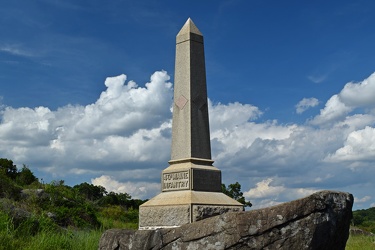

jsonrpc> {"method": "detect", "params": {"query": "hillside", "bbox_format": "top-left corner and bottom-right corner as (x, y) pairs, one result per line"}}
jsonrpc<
(353, 207), (375, 234)
(0, 158), (145, 249)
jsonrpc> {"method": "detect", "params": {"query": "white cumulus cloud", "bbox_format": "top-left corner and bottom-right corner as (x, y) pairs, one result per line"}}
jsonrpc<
(295, 97), (319, 114)
(310, 95), (352, 126)
(244, 178), (317, 209)
(339, 72), (375, 107)
(354, 196), (371, 203)
(326, 126), (375, 163)
(91, 175), (160, 199)
(1, 70), (375, 209)
(0, 71), (173, 179)
(244, 178), (285, 199)
(311, 73), (375, 126)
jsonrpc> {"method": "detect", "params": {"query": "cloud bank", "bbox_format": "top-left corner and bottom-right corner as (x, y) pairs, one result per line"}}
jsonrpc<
(1, 71), (375, 209)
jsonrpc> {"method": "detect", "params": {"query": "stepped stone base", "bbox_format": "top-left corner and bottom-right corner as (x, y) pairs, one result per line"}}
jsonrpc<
(139, 190), (243, 230)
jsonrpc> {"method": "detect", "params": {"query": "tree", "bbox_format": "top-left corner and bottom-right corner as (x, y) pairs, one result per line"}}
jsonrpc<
(73, 182), (107, 201)
(0, 170), (21, 199)
(0, 158), (18, 179)
(222, 182), (252, 208)
(17, 165), (38, 186)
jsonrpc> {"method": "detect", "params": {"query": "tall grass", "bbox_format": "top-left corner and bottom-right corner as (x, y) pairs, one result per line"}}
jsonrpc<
(0, 210), (136, 250)
(346, 234), (375, 250)
(23, 230), (103, 250)
(0, 229), (103, 250)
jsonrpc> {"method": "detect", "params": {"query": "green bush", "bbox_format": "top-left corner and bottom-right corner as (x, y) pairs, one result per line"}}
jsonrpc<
(100, 205), (138, 223)
(0, 171), (21, 199)
(16, 165), (38, 186)
(42, 183), (100, 229)
(0, 158), (148, 249)
(0, 158), (17, 180)
(353, 207), (375, 234)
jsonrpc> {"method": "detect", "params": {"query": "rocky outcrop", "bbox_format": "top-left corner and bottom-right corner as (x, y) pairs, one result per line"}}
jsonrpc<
(99, 190), (353, 250)
(0, 198), (39, 233)
(349, 227), (374, 236)
(20, 189), (48, 200)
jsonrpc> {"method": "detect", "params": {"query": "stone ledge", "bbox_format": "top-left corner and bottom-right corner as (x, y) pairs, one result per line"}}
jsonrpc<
(99, 190), (353, 250)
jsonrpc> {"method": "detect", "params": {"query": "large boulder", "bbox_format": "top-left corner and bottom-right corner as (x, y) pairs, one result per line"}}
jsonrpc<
(99, 190), (353, 250)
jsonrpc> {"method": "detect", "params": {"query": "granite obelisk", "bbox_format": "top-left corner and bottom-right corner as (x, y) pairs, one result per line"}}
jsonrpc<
(139, 18), (242, 230)
(171, 18), (211, 161)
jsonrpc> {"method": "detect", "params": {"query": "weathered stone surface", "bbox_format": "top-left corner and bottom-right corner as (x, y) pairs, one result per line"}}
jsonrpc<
(139, 205), (190, 229)
(99, 190), (353, 250)
(21, 189), (48, 200)
(349, 227), (374, 236)
(192, 205), (242, 221)
(171, 18), (210, 161)
(139, 191), (243, 229)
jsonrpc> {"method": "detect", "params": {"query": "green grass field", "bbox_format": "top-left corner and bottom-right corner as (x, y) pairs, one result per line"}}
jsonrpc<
(0, 211), (137, 250)
(346, 234), (375, 250)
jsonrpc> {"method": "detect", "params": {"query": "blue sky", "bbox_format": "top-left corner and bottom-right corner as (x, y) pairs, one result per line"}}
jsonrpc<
(1, 0), (375, 210)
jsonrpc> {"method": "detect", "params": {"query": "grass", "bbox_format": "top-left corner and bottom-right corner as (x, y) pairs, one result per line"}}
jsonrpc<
(346, 234), (375, 250)
(0, 229), (103, 250)
(98, 215), (138, 230)
(0, 210), (136, 250)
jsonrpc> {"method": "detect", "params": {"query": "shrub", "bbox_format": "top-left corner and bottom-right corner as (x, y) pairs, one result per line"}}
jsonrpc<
(0, 171), (21, 199)
(16, 165), (38, 186)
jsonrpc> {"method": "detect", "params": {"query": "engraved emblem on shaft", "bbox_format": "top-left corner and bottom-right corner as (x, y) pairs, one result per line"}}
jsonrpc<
(192, 94), (207, 110)
(175, 95), (188, 110)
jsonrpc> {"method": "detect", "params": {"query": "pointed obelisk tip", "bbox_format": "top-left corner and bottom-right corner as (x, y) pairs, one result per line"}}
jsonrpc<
(177, 17), (203, 36)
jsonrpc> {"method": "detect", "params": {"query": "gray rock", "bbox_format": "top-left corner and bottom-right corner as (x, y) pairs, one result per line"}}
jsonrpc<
(349, 227), (374, 236)
(46, 211), (57, 220)
(21, 189), (48, 200)
(99, 190), (353, 250)
(0, 198), (39, 233)
(0, 198), (31, 221)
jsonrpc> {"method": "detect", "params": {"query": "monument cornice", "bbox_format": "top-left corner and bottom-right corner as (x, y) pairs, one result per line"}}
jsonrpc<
(168, 157), (214, 166)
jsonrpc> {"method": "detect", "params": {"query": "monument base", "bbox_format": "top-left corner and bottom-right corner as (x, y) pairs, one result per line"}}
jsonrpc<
(139, 190), (243, 230)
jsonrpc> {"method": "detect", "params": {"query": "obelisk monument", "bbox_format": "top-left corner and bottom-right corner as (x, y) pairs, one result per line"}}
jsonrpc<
(139, 18), (242, 229)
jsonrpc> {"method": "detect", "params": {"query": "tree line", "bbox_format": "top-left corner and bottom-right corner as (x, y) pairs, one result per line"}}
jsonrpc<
(352, 207), (375, 233)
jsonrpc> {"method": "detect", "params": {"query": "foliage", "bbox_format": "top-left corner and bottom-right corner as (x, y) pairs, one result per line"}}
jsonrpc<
(0, 159), (38, 199)
(43, 181), (101, 229)
(100, 205), (138, 222)
(0, 158), (18, 180)
(98, 191), (144, 209)
(0, 206), (137, 250)
(0, 208), (104, 250)
(0, 157), (143, 249)
(222, 182), (252, 208)
(0, 170), (22, 199)
(73, 182), (106, 202)
(16, 165), (38, 186)
(352, 207), (375, 234)
(0, 157), (145, 233)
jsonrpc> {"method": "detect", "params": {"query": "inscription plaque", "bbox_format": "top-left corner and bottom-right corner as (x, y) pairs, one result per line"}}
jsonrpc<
(192, 169), (221, 192)
(162, 171), (190, 191)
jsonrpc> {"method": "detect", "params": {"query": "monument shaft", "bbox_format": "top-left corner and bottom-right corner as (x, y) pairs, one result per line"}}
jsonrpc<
(172, 19), (211, 160)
